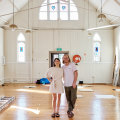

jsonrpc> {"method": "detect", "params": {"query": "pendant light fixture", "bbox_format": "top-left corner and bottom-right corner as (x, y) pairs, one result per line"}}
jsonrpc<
(98, 0), (106, 22)
(9, 0), (18, 31)
(26, 0), (31, 33)
(88, 0), (92, 37)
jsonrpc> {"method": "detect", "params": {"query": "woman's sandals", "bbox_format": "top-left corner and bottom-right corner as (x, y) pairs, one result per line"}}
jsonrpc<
(55, 113), (60, 117)
(52, 111), (74, 118)
(51, 113), (56, 118)
(51, 113), (60, 118)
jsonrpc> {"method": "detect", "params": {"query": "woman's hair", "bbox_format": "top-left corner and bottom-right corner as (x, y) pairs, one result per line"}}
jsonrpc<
(53, 58), (61, 67)
(62, 54), (71, 64)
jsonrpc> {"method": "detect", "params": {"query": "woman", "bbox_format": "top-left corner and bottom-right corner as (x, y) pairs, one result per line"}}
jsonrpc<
(47, 58), (64, 118)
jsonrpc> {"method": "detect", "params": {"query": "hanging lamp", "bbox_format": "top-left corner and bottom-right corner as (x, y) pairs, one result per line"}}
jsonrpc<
(26, 0), (31, 33)
(98, 0), (106, 22)
(9, 0), (18, 31)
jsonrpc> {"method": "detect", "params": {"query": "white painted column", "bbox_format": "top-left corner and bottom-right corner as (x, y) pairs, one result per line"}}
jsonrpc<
(0, 28), (4, 85)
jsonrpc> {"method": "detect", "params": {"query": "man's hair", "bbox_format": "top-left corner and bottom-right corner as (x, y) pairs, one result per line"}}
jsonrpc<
(62, 54), (71, 64)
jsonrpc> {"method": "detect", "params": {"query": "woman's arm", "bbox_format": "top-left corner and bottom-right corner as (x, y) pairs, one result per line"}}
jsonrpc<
(47, 73), (52, 82)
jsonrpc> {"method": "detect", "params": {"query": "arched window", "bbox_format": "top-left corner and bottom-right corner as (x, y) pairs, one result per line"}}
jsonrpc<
(17, 33), (26, 63)
(39, 0), (78, 20)
(93, 33), (101, 62)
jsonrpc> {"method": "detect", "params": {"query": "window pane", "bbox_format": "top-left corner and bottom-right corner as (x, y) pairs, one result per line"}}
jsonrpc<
(50, 12), (57, 20)
(49, 0), (58, 10)
(39, 12), (47, 20)
(17, 42), (25, 62)
(70, 4), (77, 11)
(53, 54), (59, 60)
(40, 4), (47, 11)
(94, 56), (100, 62)
(17, 33), (25, 41)
(49, 4), (58, 12)
(49, 0), (57, 3)
(70, 12), (78, 20)
(70, 0), (74, 4)
(93, 33), (101, 41)
(43, 0), (47, 4)
(39, 0), (78, 21)
(60, 3), (68, 11)
(93, 42), (100, 62)
(60, 12), (68, 20)
(58, 54), (64, 67)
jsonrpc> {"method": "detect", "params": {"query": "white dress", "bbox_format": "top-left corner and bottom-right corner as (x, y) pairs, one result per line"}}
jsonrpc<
(47, 67), (64, 93)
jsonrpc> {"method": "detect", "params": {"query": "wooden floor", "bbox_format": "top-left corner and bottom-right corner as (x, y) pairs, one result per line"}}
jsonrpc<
(0, 84), (120, 120)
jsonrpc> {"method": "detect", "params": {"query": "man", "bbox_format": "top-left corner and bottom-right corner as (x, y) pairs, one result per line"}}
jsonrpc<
(62, 54), (78, 118)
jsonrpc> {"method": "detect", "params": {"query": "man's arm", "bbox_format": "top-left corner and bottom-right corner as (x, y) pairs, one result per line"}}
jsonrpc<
(72, 70), (78, 88)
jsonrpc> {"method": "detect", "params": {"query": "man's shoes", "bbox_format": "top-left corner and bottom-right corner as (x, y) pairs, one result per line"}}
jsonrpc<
(67, 110), (70, 114)
(68, 111), (74, 118)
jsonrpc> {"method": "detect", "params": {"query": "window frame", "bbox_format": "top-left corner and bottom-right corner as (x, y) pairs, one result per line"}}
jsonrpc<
(39, 0), (78, 21)
(93, 33), (101, 63)
(17, 33), (26, 63)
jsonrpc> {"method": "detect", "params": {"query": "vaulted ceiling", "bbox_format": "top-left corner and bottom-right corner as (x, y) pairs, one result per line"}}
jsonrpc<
(0, 0), (120, 26)
(0, 0), (29, 25)
(89, 0), (120, 24)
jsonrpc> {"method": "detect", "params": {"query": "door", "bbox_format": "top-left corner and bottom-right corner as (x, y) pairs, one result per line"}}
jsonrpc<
(49, 51), (69, 67)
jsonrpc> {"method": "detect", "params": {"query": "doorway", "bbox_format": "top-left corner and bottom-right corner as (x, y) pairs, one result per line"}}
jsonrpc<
(49, 51), (69, 67)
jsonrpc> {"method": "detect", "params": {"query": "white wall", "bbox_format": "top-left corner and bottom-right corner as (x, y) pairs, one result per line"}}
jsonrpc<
(113, 26), (120, 85)
(114, 27), (120, 66)
(4, 0), (114, 83)
(0, 28), (4, 85)
(4, 31), (32, 83)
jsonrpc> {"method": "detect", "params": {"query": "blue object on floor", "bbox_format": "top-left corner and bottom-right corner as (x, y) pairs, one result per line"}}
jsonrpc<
(40, 78), (50, 84)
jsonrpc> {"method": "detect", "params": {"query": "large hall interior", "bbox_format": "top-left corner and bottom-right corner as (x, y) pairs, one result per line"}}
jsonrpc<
(0, 0), (120, 120)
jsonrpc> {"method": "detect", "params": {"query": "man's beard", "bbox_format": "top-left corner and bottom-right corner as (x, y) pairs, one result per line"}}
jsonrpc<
(64, 61), (69, 63)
